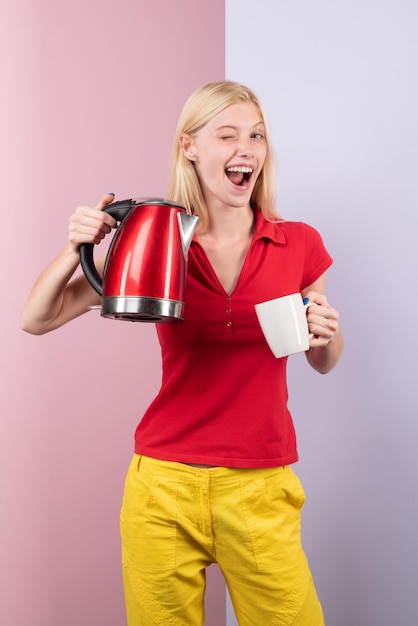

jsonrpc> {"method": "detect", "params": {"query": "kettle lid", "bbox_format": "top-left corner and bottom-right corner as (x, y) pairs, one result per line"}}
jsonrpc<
(132, 197), (187, 211)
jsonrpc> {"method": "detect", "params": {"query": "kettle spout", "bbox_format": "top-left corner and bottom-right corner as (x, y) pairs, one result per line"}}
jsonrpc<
(177, 212), (200, 256)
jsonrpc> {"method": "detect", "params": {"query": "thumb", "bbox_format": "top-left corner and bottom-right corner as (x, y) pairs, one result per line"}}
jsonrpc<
(95, 192), (116, 210)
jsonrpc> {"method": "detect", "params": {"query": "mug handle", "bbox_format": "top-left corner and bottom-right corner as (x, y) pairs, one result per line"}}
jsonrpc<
(303, 298), (318, 339)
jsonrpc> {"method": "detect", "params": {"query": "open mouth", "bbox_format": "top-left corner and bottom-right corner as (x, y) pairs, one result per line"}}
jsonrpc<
(225, 166), (254, 187)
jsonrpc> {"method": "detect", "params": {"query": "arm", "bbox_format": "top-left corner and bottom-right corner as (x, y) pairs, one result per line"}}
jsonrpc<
(20, 194), (117, 335)
(301, 273), (343, 374)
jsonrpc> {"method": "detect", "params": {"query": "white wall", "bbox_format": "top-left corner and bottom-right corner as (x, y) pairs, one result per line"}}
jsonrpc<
(226, 1), (418, 624)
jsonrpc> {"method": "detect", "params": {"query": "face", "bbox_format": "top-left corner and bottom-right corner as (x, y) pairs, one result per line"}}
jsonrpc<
(181, 101), (267, 213)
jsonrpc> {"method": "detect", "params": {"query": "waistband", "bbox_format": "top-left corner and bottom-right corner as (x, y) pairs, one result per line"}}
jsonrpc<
(133, 454), (290, 486)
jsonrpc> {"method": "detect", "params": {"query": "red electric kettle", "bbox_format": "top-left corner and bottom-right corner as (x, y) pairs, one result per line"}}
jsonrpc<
(79, 198), (199, 322)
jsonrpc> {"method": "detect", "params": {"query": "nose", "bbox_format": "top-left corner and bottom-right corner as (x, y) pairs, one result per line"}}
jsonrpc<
(236, 135), (253, 158)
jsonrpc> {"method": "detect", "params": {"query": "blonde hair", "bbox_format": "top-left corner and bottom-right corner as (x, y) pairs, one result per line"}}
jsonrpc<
(167, 81), (279, 230)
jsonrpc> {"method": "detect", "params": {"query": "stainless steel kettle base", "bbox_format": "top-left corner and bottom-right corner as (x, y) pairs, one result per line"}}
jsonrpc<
(101, 296), (184, 322)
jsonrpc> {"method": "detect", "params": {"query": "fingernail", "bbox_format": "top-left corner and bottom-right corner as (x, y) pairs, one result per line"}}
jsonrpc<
(108, 192), (115, 196)
(303, 297), (310, 305)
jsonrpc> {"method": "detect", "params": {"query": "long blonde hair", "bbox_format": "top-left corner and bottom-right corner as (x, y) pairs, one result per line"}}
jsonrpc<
(167, 81), (279, 230)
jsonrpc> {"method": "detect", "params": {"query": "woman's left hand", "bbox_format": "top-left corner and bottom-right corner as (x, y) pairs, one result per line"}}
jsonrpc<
(304, 291), (340, 349)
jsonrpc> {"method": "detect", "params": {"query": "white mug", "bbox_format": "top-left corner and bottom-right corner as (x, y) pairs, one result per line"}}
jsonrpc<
(255, 293), (315, 358)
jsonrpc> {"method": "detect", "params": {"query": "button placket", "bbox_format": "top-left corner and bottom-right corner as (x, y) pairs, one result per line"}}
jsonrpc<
(225, 296), (232, 335)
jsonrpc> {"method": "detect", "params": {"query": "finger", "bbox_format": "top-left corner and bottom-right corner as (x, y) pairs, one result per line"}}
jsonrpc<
(70, 207), (113, 230)
(69, 208), (115, 245)
(95, 192), (116, 211)
(308, 310), (339, 347)
(305, 291), (328, 307)
(94, 193), (118, 229)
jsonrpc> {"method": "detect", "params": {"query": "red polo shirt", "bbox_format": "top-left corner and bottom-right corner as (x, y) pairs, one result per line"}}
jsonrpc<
(134, 210), (332, 468)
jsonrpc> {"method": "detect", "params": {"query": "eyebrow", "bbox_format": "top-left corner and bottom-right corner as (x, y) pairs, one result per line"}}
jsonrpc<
(215, 122), (265, 131)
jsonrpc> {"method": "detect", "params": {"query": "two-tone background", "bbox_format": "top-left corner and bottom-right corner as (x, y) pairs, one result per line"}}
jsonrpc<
(1, 1), (417, 624)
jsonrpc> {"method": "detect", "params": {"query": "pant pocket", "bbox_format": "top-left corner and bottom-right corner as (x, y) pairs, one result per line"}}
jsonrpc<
(240, 467), (305, 571)
(120, 456), (178, 571)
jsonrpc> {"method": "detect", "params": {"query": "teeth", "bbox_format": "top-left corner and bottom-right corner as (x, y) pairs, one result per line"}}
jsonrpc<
(226, 166), (253, 173)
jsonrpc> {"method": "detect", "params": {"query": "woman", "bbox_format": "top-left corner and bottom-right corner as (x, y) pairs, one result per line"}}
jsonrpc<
(21, 81), (343, 625)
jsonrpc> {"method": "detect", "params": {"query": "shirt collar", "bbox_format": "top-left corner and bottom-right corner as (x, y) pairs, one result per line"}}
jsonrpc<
(191, 207), (287, 245)
(253, 207), (287, 244)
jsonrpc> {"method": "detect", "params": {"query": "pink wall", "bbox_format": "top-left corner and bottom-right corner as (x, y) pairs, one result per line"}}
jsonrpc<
(1, 1), (224, 624)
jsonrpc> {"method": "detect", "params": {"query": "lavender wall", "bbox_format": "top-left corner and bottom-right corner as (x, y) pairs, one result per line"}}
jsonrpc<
(226, 1), (418, 625)
(0, 1), (225, 625)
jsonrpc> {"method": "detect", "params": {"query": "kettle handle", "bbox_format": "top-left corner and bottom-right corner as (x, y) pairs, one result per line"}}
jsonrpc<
(79, 199), (136, 295)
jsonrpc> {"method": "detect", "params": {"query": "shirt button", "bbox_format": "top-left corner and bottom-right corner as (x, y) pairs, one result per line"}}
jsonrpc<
(226, 321), (232, 327)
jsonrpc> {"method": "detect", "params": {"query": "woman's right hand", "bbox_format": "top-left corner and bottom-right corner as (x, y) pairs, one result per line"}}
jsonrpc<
(69, 193), (117, 252)
(21, 193), (119, 334)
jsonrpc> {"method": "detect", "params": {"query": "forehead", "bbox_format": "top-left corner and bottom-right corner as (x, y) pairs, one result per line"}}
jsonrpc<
(207, 101), (264, 129)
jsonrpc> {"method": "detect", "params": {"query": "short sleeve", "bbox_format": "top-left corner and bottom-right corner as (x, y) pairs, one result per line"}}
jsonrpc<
(301, 223), (333, 289)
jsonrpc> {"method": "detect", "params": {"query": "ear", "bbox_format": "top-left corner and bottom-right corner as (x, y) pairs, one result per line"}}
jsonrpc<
(180, 133), (198, 161)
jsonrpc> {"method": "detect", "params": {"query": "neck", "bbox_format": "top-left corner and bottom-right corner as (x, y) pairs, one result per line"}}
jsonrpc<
(202, 203), (255, 241)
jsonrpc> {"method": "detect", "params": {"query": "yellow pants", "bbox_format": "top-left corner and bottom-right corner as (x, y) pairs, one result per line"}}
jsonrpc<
(120, 455), (325, 626)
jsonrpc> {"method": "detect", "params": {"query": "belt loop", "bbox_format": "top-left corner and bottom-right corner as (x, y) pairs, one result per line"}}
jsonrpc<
(135, 454), (142, 471)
